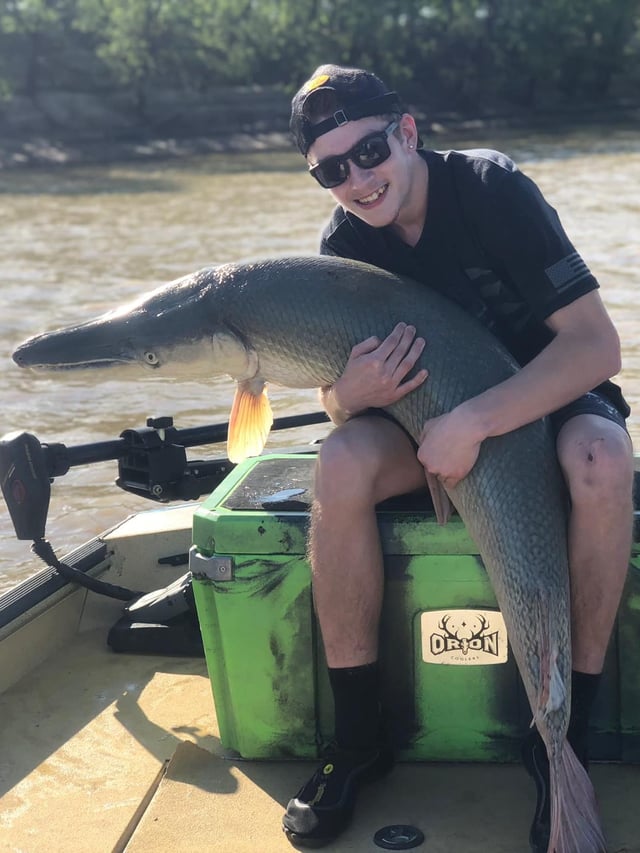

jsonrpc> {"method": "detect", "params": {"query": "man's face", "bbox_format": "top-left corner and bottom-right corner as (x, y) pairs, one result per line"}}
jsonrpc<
(306, 114), (417, 229)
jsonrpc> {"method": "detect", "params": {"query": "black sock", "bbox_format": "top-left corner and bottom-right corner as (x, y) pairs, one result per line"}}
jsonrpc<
(328, 662), (381, 751)
(567, 670), (601, 768)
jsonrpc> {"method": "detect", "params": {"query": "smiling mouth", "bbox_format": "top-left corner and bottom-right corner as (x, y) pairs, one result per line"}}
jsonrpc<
(357, 184), (388, 205)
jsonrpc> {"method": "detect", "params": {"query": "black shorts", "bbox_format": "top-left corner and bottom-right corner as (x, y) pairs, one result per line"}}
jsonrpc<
(549, 390), (629, 436)
(364, 389), (628, 445)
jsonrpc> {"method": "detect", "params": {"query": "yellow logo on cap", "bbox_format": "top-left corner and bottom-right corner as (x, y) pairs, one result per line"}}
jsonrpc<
(305, 74), (330, 93)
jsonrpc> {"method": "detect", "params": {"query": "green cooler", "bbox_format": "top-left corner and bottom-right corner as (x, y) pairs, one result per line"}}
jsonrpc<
(190, 453), (640, 763)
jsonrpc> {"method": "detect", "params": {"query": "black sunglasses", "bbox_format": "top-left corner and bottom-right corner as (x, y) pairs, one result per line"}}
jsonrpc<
(309, 121), (399, 189)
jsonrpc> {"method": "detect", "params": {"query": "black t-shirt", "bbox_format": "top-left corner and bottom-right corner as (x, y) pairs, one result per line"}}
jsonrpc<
(320, 148), (628, 414)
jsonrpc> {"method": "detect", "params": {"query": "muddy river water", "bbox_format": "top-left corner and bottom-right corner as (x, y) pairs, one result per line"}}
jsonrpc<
(1, 125), (639, 591)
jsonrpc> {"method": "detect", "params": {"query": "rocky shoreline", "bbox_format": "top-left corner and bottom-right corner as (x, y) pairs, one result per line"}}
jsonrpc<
(0, 86), (303, 170)
(2, 98), (638, 171)
(0, 130), (298, 170)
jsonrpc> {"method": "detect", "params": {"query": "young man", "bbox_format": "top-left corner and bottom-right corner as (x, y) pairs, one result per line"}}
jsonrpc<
(282, 64), (634, 851)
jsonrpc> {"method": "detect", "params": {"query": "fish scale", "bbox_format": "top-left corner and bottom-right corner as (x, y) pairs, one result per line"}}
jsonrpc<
(12, 254), (605, 852)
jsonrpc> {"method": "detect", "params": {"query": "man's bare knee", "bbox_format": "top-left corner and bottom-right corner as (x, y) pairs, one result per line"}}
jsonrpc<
(558, 418), (633, 506)
(315, 425), (383, 504)
(314, 416), (425, 506)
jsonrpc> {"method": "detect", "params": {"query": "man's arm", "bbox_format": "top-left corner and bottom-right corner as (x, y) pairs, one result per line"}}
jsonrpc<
(418, 290), (621, 486)
(319, 384), (351, 426)
(465, 290), (620, 436)
(320, 322), (428, 425)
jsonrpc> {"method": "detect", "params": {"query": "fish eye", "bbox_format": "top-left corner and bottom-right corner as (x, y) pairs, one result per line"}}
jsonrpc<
(144, 351), (159, 365)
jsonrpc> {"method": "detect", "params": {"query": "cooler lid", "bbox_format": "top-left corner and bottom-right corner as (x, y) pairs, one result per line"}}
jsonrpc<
(192, 454), (479, 557)
(221, 455), (315, 511)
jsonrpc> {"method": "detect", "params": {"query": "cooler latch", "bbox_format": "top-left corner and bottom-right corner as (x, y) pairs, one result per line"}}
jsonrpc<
(189, 546), (234, 581)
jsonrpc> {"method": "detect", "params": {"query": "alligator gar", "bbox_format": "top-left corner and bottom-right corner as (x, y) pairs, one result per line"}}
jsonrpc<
(12, 254), (605, 852)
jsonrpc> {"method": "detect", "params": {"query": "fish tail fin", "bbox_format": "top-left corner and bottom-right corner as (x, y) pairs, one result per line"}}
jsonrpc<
(547, 739), (606, 853)
(227, 379), (273, 463)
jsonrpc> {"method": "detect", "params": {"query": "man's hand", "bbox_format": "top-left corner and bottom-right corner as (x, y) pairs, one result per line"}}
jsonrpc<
(328, 323), (428, 420)
(418, 406), (483, 489)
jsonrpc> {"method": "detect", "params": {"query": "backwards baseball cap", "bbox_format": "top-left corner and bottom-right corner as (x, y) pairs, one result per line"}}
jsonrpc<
(290, 64), (403, 156)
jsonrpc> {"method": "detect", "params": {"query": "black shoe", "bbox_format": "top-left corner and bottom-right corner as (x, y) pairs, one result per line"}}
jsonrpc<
(522, 730), (551, 853)
(282, 744), (394, 848)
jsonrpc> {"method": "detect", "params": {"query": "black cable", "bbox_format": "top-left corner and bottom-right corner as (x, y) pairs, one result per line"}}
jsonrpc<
(31, 538), (144, 602)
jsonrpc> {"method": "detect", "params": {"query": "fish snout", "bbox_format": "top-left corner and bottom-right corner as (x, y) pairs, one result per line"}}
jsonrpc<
(12, 341), (38, 369)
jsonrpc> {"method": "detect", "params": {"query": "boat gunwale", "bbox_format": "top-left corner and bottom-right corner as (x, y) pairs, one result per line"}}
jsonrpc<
(0, 536), (109, 633)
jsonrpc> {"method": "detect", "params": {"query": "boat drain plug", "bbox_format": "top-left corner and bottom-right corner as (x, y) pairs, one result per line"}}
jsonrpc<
(373, 824), (425, 849)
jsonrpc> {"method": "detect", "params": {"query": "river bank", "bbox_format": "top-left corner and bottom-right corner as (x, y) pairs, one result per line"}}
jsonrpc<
(1, 86), (639, 171)
(0, 130), (298, 170)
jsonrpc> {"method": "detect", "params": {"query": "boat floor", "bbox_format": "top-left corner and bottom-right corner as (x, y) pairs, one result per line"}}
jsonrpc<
(1, 626), (639, 853)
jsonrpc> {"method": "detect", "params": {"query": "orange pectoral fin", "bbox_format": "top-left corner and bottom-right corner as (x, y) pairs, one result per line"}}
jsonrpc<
(227, 379), (274, 463)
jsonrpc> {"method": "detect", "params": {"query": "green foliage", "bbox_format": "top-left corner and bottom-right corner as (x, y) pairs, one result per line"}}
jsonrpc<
(0, 0), (75, 96)
(0, 0), (639, 112)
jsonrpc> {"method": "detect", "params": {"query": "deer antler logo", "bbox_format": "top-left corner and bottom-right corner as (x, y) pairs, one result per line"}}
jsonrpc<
(438, 613), (490, 656)
(429, 611), (501, 660)
(422, 609), (508, 666)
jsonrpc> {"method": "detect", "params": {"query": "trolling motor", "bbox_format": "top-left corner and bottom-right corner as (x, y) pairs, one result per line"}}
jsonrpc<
(0, 429), (141, 600)
(0, 415), (237, 520)
(0, 412), (330, 537)
(0, 412), (329, 654)
(0, 417), (238, 602)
